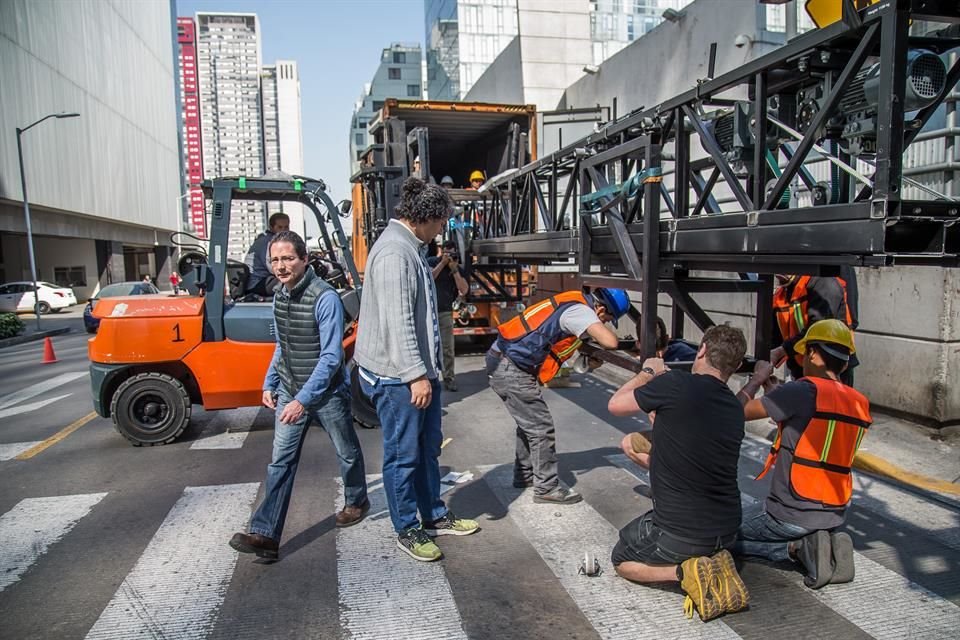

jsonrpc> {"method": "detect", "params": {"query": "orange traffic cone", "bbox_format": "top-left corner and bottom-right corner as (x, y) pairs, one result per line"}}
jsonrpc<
(42, 337), (58, 364)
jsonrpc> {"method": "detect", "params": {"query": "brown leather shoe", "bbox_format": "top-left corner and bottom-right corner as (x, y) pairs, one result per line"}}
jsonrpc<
(336, 498), (371, 528)
(229, 532), (279, 560)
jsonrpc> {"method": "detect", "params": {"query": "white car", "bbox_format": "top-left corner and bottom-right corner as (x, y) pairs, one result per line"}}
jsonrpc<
(0, 281), (77, 314)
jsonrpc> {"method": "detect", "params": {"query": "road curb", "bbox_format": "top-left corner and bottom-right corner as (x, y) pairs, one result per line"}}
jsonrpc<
(0, 326), (72, 349)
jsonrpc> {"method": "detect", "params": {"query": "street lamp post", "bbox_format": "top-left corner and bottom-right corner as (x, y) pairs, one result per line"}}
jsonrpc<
(15, 112), (80, 330)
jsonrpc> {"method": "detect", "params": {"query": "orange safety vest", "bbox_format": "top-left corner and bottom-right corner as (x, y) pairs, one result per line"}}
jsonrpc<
(498, 291), (590, 384)
(757, 377), (872, 508)
(773, 276), (853, 365)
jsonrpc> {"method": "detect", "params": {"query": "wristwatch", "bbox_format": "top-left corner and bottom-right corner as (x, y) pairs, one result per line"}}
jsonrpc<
(641, 366), (657, 376)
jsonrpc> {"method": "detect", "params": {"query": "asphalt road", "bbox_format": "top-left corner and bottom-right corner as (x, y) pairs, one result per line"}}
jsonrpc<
(1, 330), (958, 639)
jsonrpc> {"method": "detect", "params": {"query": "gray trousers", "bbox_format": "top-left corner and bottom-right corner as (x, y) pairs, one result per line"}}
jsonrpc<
(489, 356), (558, 495)
(439, 311), (455, 382)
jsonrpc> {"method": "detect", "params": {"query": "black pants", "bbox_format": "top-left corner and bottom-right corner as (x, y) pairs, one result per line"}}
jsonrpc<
(611, 510), (737, 566)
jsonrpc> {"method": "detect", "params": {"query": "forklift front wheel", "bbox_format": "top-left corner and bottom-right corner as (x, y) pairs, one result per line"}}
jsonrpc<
(110, 372), (192, 446)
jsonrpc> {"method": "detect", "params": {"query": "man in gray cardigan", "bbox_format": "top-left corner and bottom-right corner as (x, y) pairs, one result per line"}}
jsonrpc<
(356, 177), (480, 562)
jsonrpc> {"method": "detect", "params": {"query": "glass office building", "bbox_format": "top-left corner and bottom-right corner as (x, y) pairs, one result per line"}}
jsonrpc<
(424, 0), (695, 100)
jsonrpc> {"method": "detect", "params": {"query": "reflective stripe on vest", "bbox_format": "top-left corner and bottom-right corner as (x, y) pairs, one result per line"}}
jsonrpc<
(773, 276), (854, 366)
(756, 377), (872, 508)
(538, 335), (583, 384)
(497, 291), (590, 383)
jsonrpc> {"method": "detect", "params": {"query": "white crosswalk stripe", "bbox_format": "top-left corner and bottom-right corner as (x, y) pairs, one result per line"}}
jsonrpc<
(480, 464), (743, 639)
(607, 453), (960, 639)
(0, 393), (73, 420)
(84, 483), (259, 639)
(0, 441), (42, 460)
(1, 462), (957, 638)
(335, 476), (469, 640)
(0, 492), (107, 591)
(190, 407), (260, 450)
(0, 372), (86, 410)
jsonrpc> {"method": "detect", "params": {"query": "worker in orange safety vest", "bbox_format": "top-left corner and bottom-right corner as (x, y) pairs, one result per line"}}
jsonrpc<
(486, 288), (629, 504)
(736, 319), (872, 589)
(771, 271), (858, 384)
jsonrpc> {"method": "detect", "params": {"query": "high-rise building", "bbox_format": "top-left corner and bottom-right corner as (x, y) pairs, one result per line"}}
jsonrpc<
(349, 43), (423, 175)
(177, 17), (206, 239)
(195, 12), (266, 259)
(1, 0), (181, 299)
(589, 0), (691, 66)
(425, 0), (518, 100)
(424, 0), (695, 101)
(262, 61), (306, 238)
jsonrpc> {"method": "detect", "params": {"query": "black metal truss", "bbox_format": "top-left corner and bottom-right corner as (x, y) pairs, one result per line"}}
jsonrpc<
(467, 1), (960, 360)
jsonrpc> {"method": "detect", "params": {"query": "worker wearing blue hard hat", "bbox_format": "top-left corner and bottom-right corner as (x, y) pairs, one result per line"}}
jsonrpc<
(592, 287), (631, 327)
(486, 286), (630, 505)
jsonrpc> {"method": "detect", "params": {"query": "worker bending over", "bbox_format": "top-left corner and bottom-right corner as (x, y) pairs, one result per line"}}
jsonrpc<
(737, 319), (872, 589)
(487, 287), (629, 504)
(608, 325), (750, 621)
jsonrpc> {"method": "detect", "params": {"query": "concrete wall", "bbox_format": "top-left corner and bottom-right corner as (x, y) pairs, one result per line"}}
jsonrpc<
(516, 0), (593, 109)
(465, 0), (594, 111)
(35, 237), (99, 300)
(0, 0), (181, 233)
(463, 37), (524, 105)
(558, 0), (780, 112)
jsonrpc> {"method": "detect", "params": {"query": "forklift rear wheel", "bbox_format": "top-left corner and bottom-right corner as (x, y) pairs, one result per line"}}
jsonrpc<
(111, 372), (192, 446)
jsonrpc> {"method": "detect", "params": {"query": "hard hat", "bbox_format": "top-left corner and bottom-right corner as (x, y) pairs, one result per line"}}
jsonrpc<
(441, 175), (454, 185)
(794, 319), (856, 361)
(470, 170), (485, 182)
(594, 288), (630, 327)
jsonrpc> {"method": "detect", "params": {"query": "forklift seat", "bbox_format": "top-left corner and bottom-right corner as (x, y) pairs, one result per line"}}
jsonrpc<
(226, 259), (249, 300)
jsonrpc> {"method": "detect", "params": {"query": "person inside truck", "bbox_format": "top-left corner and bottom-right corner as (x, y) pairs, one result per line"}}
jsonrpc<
(467, 170), (485, 190)
(244, 212), (289, 297)
(413, 155), (436, 184)
(440, 175), (455, 189)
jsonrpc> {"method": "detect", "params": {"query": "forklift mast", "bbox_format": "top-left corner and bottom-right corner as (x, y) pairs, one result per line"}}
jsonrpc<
(197, 176), (360, 342)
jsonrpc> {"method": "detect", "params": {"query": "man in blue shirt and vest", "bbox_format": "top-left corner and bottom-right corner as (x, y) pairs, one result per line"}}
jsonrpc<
(230, 230), (368, 561)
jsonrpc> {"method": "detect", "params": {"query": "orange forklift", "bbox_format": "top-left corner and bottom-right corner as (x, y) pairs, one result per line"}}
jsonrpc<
(88, 176), (374, 445)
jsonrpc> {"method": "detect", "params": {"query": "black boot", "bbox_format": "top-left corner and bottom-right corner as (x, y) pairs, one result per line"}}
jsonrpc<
(828, 531), (855, 584)
(796, 530), (833, 589)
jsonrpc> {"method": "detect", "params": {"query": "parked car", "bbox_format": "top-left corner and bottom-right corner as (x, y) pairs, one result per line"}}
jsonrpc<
(0, 281), (77, 314)
(83, 281), (160, 333)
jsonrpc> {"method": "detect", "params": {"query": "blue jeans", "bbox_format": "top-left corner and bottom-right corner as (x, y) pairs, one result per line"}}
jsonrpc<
(250, 385), (367, 541)
(359, 375), (447, 533)
(733, 502), (814, 562)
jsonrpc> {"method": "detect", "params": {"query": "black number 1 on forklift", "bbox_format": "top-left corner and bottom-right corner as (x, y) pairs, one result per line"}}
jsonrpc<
(172, 323), (185, 343)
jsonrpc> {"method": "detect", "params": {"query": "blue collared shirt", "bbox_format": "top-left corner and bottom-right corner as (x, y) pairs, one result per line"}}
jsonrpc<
(263, 288), (347, 405)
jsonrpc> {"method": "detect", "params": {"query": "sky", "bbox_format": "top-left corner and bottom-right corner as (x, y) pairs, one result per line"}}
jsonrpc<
(176, 0), (424, 233)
